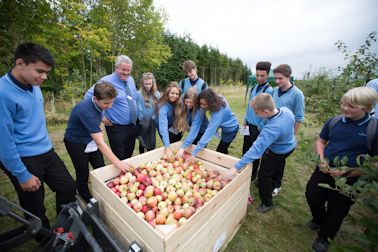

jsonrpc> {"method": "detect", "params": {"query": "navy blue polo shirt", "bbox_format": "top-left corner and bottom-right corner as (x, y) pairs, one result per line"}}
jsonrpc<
(319, 114), (378, 167)
(64, 98), (103, 144)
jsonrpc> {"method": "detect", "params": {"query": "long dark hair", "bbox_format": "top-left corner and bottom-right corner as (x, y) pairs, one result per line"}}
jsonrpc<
(197, 89), (225, 112)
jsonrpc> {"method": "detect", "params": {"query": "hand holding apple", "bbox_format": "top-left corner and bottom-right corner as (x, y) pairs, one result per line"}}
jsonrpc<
(175, 148), (185, 158)
(223, 167), (238, 181)
(115, 161), (135, 173)
(165, 147), (174, 161)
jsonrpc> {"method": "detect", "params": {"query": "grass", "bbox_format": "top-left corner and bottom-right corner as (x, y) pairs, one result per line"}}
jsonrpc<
(0, 85), (366, 251)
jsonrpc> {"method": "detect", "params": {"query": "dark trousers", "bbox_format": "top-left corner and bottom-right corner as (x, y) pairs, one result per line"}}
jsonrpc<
(305, 167), (354, 239)
(1, 149), (76, 229)
(139, 140), (154, 154)
(242, 124), (261, 179)
(169, 131), (183, 144)
(258, 149), (293, 206)
(64, 139), (105, 202)
(192, 132), (204, 145)
(105, 124), (138, 160)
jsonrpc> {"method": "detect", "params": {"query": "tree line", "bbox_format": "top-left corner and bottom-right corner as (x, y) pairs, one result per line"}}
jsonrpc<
(0, 0), (251, 98)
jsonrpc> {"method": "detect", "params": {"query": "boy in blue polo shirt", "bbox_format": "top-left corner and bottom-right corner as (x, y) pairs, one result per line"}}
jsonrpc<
(179, 60), (208, 95)
(0, 43), (76, 230)
(271, 64), (305, 196)
(305, 87), (378, 252)
(65, 82), (134, 202)
(225, 93), (296, 213)
(242, 61), (273, 181)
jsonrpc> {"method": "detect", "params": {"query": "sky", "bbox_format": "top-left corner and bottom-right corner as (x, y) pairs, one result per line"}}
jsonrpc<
(154, 0), (378, 78)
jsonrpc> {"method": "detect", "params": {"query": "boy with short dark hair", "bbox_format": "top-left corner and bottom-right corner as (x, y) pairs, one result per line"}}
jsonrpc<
(242, 61), (273, 181)
(225, 93), (296, 213)
(306, 87), (378, 252)
(64, 82), (134, 202)
(271, 64), (305, 196)
(0, 42), (76, 229)
(180, 60), (207, 95)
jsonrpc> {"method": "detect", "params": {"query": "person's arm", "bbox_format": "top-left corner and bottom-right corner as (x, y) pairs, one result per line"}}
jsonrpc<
(177, 110), (204, 158)
(91, 132), (134, 172)
(293, 92), (305, 135)
(191, 110), (223, 157)
(0, 98), (41, 191)
(224, 125), (280, 180)
(294, 122), (301, 135)
(158, 105), (171, 147)
(315, 136), (330, 173)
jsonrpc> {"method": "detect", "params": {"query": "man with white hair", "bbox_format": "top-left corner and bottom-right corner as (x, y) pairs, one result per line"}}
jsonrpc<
(85, 55), (139, 160)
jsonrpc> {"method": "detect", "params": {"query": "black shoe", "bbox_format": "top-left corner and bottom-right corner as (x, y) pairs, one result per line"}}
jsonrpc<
(307, 220), (321, 230)
(312, 237), (329, 252)
(256, 204), (273, 213)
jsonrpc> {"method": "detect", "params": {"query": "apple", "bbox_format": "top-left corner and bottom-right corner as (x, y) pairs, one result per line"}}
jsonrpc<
(145, 210), (155, 221)
(120, 175), (128, 184)
(147, 197), (158, 208)
(106, 181), (115, 188)
(160, 207), (169, 217)
(158, 201), (167, 210)
(136, 212), (145, 219)
(213, 181), (222, 190)
(127, 192), (136, 201)
(168, 191), (177, 202)
(142, 205), (148, 214)
(154, 187), (161, 196)
(133, 201), (143, 212)
(142, 177), (152, 187)
(113, 177), (120, 186)
(179, 217), (187, 225)
(183, 207), (195, 219)
(139, 196), (147, 205)
(136, 189), (143, 198)
(155, 214), (166, 225)
(173, 209), (184, 220)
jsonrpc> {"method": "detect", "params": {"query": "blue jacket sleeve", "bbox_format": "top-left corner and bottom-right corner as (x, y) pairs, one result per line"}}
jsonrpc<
(293, 91), (305, 123)
(137, 93), (144, 121)
(159, 105), (170, 147)
(84, 85), (94, 99)
(0, 97), (32, 183)
(192, 110), (223, 156)
(182, 110), (204, 148)
(235, 124), (280, 170)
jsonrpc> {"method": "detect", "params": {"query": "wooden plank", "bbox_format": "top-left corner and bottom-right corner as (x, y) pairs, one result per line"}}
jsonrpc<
(91, 170), (165, 251)
(179, 182), (249, 251)
(184, 145), (242, 170)
(92, 190), (155, 252)
(164, 163), (252, 250)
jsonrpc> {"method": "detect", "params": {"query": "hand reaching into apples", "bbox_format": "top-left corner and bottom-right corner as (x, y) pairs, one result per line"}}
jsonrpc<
(115, 161), (135, 173)
(175, 148), (185, 158)
(223, 167), (238, 181)
(165, 146), (175, 161)
(185, 155), (196, 164)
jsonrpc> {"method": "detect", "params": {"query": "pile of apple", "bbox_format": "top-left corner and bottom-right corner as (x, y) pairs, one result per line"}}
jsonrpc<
(105, 152), (230, 228)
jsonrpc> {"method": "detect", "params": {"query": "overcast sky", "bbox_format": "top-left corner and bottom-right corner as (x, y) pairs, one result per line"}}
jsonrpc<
(154, 0), (378, 78)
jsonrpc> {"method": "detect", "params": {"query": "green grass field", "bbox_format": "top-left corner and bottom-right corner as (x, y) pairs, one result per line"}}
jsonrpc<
(0, 85), (365, 251)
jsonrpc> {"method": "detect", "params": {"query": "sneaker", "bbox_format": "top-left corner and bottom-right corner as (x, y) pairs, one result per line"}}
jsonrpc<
(272, 187), (281, 196)
(256, 204), (273, 213)
(307, 220), (321, 230)
(312, 237), (329, 252)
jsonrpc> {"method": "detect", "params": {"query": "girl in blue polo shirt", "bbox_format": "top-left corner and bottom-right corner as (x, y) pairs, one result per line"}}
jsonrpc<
(177, 88), (238, 158)
(183, 88), (208, 145)
(305, 87), (378, 252)
(137, 72), (160, 153)
(64, 82), (134, 202)
(157, 81), (187, 159)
